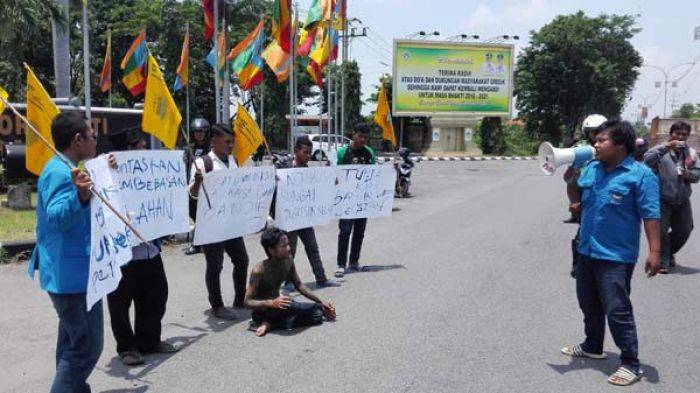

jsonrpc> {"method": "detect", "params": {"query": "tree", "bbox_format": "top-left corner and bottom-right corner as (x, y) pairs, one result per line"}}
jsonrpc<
(321, 61), (363, 137)
(478, 117), (506, 155)
(672, 103), (700, 119)
(514, 11), (642, 146)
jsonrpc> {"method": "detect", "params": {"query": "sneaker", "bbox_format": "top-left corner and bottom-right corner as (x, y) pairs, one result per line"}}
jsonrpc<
(184, 245), (201, 256)
(211, 306), (237, 320)
(346, 264), (362, 273)
(334, 267), (345, 279)
(119, 350), (144, 366)
(154, 341), (179, 354)
(316, 279), (341, 288)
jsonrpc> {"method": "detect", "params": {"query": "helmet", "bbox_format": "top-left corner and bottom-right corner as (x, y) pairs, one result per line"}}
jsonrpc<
(191, 118), (210, 133)
(581, 114), (607, 140)
(397, 147), (410, 158)
(582, 114), (607, 130)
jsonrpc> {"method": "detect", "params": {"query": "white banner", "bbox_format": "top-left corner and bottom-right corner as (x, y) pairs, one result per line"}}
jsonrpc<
(333, 165), (396, 219)
(85, 156), (133, 311)
(193, 166), (276, 245)
(112, 150), (189, 242)
(274, 167), (337, 232)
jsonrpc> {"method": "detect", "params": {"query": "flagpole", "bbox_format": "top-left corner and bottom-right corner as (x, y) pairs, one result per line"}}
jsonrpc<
(213, 0), (221, 123)
(289, 2), (298, 154)
(185, 23), (191, 147)
(82, 1), (92, 122)
(326, 26), (333, 160)
(260, 84), (265, 136)
(222, 13), (230, 122)
(341, 0), (347, 144)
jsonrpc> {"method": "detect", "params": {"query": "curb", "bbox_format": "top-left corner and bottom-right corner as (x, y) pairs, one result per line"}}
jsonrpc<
(377, 156), (537, 163)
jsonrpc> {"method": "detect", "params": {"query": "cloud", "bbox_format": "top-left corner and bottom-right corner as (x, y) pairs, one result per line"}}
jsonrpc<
(463, 0), (564, 36)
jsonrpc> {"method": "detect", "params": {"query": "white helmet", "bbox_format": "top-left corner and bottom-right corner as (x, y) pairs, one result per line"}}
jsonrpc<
(582, 114), (607, 130)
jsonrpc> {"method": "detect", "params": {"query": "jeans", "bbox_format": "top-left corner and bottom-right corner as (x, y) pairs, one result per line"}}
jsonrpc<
(203, 237), (249, 308)
(576, 255), (639, 372)
(288, 227), (328, 282)
(337, 218), (368, 268)
(49, 293), (104, 393)
(107, 255), (168, 354)
(660, 199), (693, 268)
(251, 301), (323, 331)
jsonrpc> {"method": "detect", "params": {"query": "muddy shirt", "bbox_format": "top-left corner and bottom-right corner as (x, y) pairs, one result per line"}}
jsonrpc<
(249, 258), (297, 300)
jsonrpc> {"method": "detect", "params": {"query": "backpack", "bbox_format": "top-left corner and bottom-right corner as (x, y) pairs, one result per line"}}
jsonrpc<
(188, 154), (214, 221)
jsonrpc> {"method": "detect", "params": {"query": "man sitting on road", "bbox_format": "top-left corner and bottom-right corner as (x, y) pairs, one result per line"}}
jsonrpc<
(561, 120), (661, 387)
(644, 121), (700, 273)
(244, 227), (336, 337)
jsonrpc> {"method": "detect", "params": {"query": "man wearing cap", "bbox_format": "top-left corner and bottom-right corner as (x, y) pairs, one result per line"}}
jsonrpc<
(189, 123), (250, 320)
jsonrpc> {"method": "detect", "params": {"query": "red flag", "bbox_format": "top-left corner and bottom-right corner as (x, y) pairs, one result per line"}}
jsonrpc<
(201, 0), (214, 41)
(99, 30), (112, 93)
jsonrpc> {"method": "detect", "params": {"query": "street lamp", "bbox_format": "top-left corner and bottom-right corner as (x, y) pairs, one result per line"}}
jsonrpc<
(446, 34), (480, 41)
(644, 62), (694, 117)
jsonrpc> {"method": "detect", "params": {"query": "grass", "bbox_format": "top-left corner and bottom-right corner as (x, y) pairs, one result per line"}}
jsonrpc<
(0, 192), (37, 242)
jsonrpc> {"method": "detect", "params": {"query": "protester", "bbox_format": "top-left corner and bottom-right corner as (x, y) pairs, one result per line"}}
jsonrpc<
(244, 227), (336, 337)
(643, 121), (700, 273)
(189, 123), (250, 320)
(634, 138), (648, 162)
(335, 124), (377, 279)
(275, 135), (340, 287)
(563, 114), (607, 278)
(561, 120), (660, 387)
(184, 118), (211, 256)
(29, 112), (115, 393)
(106, 128), (178, 367)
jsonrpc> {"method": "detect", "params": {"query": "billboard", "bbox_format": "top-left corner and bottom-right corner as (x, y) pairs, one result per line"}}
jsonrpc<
(392, 40), (514, 117)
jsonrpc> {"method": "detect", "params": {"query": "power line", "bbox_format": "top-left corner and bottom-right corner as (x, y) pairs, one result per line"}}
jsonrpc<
(366, 27), (393, 50)
(355, 38), (391, 62)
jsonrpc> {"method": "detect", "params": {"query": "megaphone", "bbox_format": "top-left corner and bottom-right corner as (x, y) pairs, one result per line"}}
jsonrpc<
(538, 142), (595, 175)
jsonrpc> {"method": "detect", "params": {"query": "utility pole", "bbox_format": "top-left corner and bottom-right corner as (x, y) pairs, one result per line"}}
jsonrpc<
(339, 24), (367, 138)
(52, 0), (71, 98)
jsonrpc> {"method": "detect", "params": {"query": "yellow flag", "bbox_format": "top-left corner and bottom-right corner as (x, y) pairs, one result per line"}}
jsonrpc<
(26, 65), (60, 175)
(142, 55), (182, 149)
(233, 105), (265, 166)
(0, 85), (8, 115)
(374, 83), (396, 148)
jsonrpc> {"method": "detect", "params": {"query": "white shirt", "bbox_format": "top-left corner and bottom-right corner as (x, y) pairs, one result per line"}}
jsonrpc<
(189, 150), (238, 184)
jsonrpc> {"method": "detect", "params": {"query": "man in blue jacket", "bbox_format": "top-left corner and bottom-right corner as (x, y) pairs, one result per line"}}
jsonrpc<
(29, 111), (111, 393)
(561, 120), (661, 387)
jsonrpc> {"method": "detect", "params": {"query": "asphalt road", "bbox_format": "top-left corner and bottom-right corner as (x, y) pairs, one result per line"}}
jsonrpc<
(2, 160), (700, 393)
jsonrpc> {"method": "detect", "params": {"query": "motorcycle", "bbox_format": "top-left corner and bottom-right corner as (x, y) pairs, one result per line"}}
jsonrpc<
(394, 148), (414, 198)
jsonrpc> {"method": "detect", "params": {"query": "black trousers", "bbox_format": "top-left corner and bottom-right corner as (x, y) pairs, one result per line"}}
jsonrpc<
(251, 301), (323, 331)
(288, 227), (327, 282)
(202, 237), (249, 308)
(107, 255), (168, 354)
(337, 218), (368, 268)
(660, 199), (694, 268)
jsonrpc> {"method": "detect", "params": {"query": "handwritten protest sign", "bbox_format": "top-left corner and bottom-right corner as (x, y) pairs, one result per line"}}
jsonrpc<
(193, 166), (276, 245)
(333, 165), (396, 219)
(274, 167), (336, 231)
(85, 156), (133, 311)
(112, 150), (189, 242)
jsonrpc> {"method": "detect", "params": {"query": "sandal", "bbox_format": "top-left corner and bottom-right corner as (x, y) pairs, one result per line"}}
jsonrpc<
(607, 366), (642, 386)
(561, 344), (607, 359)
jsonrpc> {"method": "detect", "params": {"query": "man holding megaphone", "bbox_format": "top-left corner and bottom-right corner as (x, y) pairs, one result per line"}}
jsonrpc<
(560, 120), (661, 387)
(538, 114), (608, 278)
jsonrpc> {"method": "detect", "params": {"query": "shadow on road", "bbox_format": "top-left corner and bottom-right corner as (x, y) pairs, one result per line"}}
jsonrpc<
(670, 264), (700, 276)
(547, 355), (659, 384)
(100, 386), (149, 393)
(100, 332), (206, 382)
(358, 264), (406, 273)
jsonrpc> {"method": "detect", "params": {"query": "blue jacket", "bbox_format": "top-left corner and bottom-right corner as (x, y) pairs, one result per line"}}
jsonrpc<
(28, 156), (91, 294)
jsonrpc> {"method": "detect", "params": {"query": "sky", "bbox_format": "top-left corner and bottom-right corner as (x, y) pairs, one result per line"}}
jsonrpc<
(295, 0), (700, 120)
